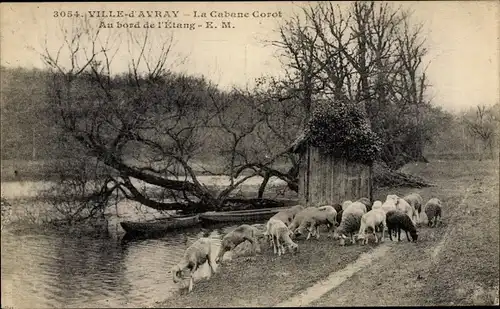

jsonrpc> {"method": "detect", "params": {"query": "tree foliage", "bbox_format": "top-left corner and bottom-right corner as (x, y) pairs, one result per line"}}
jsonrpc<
(308, 100), (382, 165)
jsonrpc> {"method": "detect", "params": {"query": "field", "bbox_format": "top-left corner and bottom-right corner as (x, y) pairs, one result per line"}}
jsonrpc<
(157, 159), (499, 307)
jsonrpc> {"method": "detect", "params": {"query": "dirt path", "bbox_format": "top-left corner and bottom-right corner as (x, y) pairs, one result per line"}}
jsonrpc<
(309, 166), (499, 307)
(275, 244), (391, 307)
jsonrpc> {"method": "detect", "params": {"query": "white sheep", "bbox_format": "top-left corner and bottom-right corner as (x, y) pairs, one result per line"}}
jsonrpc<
(403, 193), (424, 225)
(267, 218), (298, 256)
(381, 194), (398, 214)
(356, 208), (387, 244)
(294, 206), (337, 240)
(171, 237), (217, 293)
(333, 202), (367, 245)
(287, 207), (318, 234)
(264, 205), (305, 244)
(216, 224), (262, 264)
(372, 200), (383, 210)
(341, 200), (353, 211)
(342, 201), (367, 219)
(395, 197), (416, 226)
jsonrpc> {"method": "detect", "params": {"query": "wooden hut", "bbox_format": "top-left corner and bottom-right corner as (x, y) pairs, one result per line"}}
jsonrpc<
(290, 129), (373, 206)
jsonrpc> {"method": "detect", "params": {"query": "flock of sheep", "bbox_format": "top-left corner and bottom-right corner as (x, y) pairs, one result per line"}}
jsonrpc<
(171, 193), (443, 293)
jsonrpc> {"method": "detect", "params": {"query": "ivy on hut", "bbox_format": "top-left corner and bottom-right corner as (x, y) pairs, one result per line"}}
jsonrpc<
(307, 101), (382, 165)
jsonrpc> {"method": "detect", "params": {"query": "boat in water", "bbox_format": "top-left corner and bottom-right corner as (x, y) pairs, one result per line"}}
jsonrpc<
(199, 206), (292, 224)
(120, 214), (201, 236)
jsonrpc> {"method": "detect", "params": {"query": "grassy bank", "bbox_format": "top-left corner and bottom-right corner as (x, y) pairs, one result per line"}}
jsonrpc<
(311, 158), (499, 306)
(157, 159), (499, 307)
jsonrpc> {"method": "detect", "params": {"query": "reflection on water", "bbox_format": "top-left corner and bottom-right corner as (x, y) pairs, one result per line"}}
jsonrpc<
(1, 179), (281, 308)
(1, 226), (235, 308)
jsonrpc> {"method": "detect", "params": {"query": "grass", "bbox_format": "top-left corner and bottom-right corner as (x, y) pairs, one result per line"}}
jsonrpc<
(157, 158), (499, 307)
(310, 158), (499, 306)
(159, 238), (373, 308)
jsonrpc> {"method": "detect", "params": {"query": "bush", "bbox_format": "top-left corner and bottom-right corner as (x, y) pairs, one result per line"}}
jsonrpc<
(308, 101), (382, 165)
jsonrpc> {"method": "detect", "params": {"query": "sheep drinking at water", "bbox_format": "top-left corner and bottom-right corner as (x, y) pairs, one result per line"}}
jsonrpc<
(403, 193), (424, 225)
(356, 208), (387, 244)
(424, 198), (443, 227)
(216, 224), (262, 264)
(294, 206), (337, 240)
(172, 237), (218, 293)
(385, 210), (418, 242)
(267, 218), (298, 256)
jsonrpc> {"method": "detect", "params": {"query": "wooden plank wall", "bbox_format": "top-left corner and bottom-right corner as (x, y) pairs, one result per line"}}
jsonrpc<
(299, 146), (372, 206)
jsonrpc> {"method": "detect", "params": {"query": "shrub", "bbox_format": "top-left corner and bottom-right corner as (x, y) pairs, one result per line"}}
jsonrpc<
(307, 101), (382, 165)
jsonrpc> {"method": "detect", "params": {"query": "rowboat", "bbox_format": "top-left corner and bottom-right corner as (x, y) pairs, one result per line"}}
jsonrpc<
(120, 214), (201, 235)
(199, 206), (292, 224)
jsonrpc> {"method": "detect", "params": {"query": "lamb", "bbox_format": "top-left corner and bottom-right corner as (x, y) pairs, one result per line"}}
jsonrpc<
(424, 198), (442, 227)
(372, 200), (383, 210)
(357, 197), (372, 212)
(267, 218), (298, 256)
(333, 202), (366, 245)
(294, 206), (337, 240)
(264, 205), (305, 244)
(215, 224), (261, 264)
(403, 193), (424, 225)
(171, 237), (217, 293)
(356, 208), (387, 244)
(385, 210), (418, 242)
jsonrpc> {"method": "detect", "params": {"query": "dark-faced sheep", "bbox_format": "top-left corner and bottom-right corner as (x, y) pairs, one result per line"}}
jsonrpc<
(171, 237), (217, 293)
(332, 203), (343, 214)
(385, 210), (418, 242)
(424, 198), (442, 227)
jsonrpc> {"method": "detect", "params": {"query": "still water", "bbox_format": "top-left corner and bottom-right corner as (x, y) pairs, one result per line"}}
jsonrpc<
(1, 225), (238, 308)
(1, 179), (284, 308)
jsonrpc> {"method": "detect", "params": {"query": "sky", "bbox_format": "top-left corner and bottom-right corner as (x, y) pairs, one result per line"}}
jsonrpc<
(1, 1), (498, 113)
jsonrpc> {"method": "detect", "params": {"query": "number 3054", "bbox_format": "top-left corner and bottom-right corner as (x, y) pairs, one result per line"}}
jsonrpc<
(53, 11), (80, 18)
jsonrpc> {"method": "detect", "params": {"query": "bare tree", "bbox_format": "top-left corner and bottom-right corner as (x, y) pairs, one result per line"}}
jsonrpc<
(462, 104), (499, 159)
(39, 16), (304, 220)
(274, 1), (437, 174)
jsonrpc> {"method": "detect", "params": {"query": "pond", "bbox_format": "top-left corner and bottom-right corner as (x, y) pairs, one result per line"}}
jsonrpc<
(1, 178), (292, 308)
(1, 224), (240, 308)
